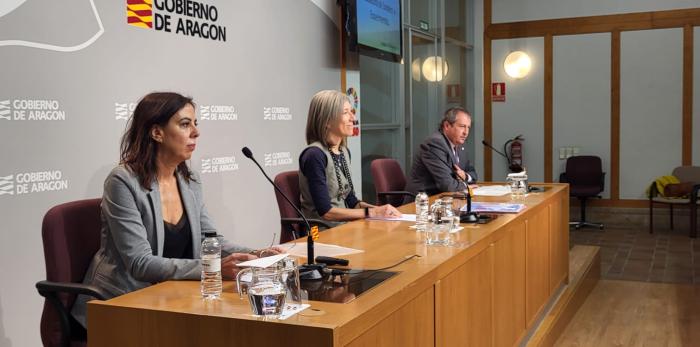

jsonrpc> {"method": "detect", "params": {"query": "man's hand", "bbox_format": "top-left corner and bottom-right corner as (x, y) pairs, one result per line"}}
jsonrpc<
(255, 246), (287, 257)
(453, 164), (467, 181)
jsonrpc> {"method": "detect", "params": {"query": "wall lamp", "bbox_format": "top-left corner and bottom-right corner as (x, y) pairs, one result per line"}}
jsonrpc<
(504, 51), (531, 79)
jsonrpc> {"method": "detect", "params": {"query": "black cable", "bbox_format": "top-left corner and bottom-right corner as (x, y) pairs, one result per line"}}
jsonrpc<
(347, 254), (421, 275)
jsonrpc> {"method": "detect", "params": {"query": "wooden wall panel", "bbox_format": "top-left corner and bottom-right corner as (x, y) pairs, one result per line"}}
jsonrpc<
(436, 247), (493, 347)
(683, 25), (694, 165)
(550, 193), (570, 292)
(526, 207), (551, 326)
(492, 220), (526, 347)
(347, 288), (435, 347)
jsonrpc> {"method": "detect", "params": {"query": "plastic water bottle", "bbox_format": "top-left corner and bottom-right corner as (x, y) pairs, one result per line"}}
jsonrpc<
(415, 192), (429, 232)
(201, 232), (222, 299)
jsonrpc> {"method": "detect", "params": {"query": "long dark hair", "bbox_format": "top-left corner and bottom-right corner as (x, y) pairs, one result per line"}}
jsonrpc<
(120, 92), (195, 189)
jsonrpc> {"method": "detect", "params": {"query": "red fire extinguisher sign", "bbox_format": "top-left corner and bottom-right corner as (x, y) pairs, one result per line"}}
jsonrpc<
(492, 82), (506, 102)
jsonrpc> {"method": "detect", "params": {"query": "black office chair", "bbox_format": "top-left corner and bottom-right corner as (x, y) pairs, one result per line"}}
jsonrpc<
(273, 171), (333, 243)
(560, 156), (605, 230)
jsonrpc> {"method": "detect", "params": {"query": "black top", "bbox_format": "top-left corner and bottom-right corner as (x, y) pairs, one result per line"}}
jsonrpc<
(299, 147), (360, 216)
(162, 213), (193, 259)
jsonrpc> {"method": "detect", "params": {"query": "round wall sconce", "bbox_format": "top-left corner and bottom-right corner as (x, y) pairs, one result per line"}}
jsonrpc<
(422, 56), (448, 82)
(504, 51), (531, 78)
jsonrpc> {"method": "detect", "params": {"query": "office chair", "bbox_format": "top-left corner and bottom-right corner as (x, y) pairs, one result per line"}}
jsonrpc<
(273, 171), (333, 243)
(560, 156), (605, 230)
(36, 198), (108, 347)
(649, 166), (700, 238)
(370, 158), (415, 207)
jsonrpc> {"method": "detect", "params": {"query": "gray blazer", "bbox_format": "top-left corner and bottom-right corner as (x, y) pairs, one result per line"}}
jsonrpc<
(405, 131), (478, 197)
(71, 165), (251, 326)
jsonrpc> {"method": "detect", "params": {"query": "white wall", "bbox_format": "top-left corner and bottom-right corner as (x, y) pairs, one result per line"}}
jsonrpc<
(493, 0), (700, 23)
(694, 27), (700, 166)
(491, 37), (545, 182)
(553, 33), (611, 197)
(620, 28), (683, 199)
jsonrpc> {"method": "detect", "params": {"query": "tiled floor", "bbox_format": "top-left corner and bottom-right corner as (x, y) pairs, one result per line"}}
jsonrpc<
(570, 226), (700, 284)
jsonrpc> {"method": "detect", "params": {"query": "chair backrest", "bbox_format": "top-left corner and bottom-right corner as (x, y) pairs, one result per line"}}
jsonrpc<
(564, 156), (604, 187)
(370, 158), (407, 206)
(273, 171), (302, 243)
(672, 166), (700, 183)
(40, 198), (101, 347)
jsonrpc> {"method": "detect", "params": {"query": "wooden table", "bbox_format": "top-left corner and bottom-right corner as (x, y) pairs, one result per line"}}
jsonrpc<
(88, 183), (569, 347)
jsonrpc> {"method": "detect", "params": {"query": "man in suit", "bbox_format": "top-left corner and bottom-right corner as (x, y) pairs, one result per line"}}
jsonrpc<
(406, 107), (478, 197)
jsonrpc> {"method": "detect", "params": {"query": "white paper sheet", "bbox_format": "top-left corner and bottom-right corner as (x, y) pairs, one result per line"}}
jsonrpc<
(472, 185), (511, 196)
(366, 213), (417, 222)
(278, 303), (310, 320)
(278, 242), (364, 258)
(237, 253), (289, 268)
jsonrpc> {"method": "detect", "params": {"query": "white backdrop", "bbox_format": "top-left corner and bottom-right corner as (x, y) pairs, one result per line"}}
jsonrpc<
(0, 1), (343, 346)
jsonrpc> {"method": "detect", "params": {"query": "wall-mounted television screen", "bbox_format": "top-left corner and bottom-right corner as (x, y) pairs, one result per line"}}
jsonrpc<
(346, 0), (402, 62)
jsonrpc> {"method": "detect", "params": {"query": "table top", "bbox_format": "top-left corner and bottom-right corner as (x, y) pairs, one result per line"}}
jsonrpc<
(89, 183), (568, 337)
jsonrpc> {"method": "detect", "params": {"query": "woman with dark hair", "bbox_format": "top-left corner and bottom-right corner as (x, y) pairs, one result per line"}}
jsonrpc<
(71, 92), (281, 327)
(299, 90), (400, 228)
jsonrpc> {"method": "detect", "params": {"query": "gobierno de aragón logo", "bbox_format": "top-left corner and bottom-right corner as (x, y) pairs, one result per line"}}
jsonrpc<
(127, 0), (226, 42)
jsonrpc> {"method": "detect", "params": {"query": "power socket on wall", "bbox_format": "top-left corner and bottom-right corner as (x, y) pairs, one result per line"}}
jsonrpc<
(559, 146), (580, 159)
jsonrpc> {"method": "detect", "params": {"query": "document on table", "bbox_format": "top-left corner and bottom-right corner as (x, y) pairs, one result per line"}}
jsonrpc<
(366, 213), (417, 222)
(461, 202), (525, 213)
(472, 185), (511, 196)
(278, 242), (364, 257)
(237, 253), (289, 268)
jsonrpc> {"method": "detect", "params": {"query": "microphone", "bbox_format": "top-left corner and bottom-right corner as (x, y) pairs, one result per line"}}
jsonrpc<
(481, 140), (523, 173)
(241, 146), (326, 280)
(481, 140), (508, 159)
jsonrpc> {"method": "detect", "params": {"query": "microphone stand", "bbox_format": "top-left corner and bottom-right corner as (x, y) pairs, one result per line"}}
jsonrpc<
(241, 147), (326, 280)
(482, 140), (523, 173)
(460, 185), (479, 223)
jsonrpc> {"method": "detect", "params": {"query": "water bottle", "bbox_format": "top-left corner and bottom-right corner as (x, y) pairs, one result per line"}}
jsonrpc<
(415, 192), (429, 232)
(201, 232), (222, 299)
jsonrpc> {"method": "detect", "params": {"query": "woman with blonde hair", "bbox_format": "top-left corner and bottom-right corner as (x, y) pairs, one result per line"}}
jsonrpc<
(299, 90), (400, 229)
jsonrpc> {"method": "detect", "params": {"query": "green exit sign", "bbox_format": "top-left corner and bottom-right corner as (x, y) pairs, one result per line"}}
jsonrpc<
(419, 20), (429, 31)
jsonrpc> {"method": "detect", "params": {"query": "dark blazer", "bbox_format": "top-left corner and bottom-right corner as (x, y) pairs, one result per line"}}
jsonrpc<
(405, 131), (478, 197)
(71, 165), (251, 326)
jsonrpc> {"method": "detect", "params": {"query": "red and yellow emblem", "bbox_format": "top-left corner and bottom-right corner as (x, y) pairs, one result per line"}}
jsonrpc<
(310, 226), (320, 241)
(127, 0), (153, 28)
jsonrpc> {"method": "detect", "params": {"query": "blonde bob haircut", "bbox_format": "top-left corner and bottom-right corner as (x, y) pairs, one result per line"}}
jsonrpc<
(305, 90), (351, 148)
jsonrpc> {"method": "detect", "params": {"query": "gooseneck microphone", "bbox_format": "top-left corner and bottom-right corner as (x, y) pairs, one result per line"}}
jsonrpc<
(481, 140), (523, 173)
(241, 146), (326, 280)
(481, 140), (509, 159)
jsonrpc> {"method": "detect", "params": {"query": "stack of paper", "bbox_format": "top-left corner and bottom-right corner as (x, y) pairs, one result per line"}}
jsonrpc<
(472, 185), (511, 196)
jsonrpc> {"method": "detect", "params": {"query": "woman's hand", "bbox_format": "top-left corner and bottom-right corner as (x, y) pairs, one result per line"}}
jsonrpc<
(221, 253), (257, 280)
(369, 204), (402, 218)
(253, 246), (287, 258)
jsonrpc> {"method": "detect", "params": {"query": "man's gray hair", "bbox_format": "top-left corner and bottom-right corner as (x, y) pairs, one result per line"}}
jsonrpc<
(440, 106), (471, 130)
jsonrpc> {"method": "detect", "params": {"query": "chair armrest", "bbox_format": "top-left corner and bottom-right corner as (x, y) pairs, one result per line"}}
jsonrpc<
(36, 280), (108, 346)
(36, 280), (108, 301)
(648, 181), (660, 199)
(377, 191), (415, 205)
(280, 217), (334, 230)
(559, 172), (568, 183)
(691, 184), (700, 204)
